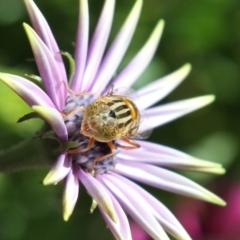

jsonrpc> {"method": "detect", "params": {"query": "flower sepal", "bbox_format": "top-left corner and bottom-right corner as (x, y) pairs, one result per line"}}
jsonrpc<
(61, 141), (82, 150)
(90, 198), (98, 213)
(17, 111), (41, 123)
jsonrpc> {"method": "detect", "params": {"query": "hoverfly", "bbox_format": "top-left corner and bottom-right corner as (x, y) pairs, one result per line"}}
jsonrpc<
(66, 87), (151, 166)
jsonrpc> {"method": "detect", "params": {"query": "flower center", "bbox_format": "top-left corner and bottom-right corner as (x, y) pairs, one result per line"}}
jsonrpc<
(63, 94), (117, 174)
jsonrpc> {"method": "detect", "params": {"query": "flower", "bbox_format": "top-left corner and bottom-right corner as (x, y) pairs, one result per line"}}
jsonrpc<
(0, 0), (226, 239)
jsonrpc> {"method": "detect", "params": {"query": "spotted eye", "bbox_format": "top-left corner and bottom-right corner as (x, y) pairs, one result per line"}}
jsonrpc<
(109, 110), (117, 119)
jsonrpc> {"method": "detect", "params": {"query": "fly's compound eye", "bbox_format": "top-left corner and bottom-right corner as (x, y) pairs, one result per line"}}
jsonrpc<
(109, 110), (117, 119)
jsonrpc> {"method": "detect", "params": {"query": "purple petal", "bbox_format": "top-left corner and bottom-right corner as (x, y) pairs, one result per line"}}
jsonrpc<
(99, 173), (170, 240)
(115, 161), (226, 206)
(63, 168), (80, 221)
(81, 0), (115, 91)
(91, 0), (143, 93)
(117, 141), (225, 174)
(24, 0), (68, 101)
(71, 0), (89, 92)
(78, 168), (117, 223)
(23, 23), (67, 110)
(102, 173), (191, 240)
(142, 95), (215, 132)
(110, 20), (164, 89)
(0, 73), (55, 108)
(136, 64), (191, 110)
(43, 153), (71, 185)
(98, 186), (132, 240)
(32, 105), (68, 141)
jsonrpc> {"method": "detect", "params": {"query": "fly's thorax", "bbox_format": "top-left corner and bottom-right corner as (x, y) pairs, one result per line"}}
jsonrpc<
(81, 101), (119, 141)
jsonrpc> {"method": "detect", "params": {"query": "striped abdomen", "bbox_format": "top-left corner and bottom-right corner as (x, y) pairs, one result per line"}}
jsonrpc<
(105, 96), (140, 138)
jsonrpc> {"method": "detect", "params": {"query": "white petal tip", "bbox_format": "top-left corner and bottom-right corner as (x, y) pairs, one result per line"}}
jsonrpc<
(215, 198), (227, 206)
(63, 214), (70, 222)
(22, 22), (29, 29)
(135, 0), (143, 8)
(214, 167), (226, 175)
(157, 19), (165, 31)
(191, 95), (216, 109)
(205, 193), (226, 206)
(42, 173), (58, 185)
(181, 63), (192, 74)
(204, 94), (216, 104)
(90, 198), (98, 213)
(63, 209), (72, 222)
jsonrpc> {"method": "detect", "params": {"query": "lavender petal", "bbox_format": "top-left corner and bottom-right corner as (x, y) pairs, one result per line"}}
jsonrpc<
(78, 168), (117, 223)
(115, 161), (226, 206)
(71, 0), (89, 92)
(111, 20), (164, 89)
(43, 154), (71, 185)
(99, 173), (170, 240)
(118, 141), (225, 174)
(0, 73), (55, 108)
(136, 64), (191, 110)
(24, 0), (67, 103)
(32, 105), (68, 141)
(81, 0), (115, 91)
(62, 168), (80, 221)
(23, 23), (66, 110)
(142, 95), (215, 132)
(105, 173), (191, 240)
(92, 0), (143, 94)
(97, 183), (132, 240)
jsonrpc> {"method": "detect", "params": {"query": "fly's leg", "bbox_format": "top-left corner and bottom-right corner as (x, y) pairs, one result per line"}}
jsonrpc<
(67, 137), (95, 154)
(90, 141), (116, 174)
(61, 106), (85, 117)
(115, 137), (140, 150)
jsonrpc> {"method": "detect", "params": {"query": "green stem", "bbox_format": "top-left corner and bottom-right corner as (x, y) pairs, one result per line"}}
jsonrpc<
(0, 138), (59, 173)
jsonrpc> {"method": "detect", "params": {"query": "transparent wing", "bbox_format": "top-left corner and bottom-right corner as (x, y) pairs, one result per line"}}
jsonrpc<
(107, 86), (136, 98)
(131, 114), (152, 139)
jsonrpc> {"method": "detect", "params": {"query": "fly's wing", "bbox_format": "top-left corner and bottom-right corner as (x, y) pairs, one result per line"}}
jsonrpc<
(107, 86), (137, 99)
(130, 114), (152, 140)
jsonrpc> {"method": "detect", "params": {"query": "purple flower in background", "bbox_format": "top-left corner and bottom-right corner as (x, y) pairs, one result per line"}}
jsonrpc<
(130, 220), (152, 240)
(0, 0), (226, 239)
(176, 181), (240, 240)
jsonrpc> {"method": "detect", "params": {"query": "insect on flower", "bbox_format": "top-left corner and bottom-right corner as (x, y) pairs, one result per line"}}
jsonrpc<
(66, 87), (151, 167)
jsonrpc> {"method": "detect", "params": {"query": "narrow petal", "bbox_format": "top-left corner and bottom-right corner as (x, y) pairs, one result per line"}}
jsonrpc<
(43, 154), (71, 185)
(32, 105), (68, 141)
(143, 95), (215, 132)
(99, 173), (170, 240)
(24, 23), (66, 110)
(0, 73), (55, 108)
(98, 187), (132, 240)
(71, 0), (89, 92)
(136, 64), (192, 110)
(24, 0), (67, 101)
(111, 20), (165, 89)
(63, 168), (79, 221)
(118, 141), (225, 174)
(78, 168), (117, 223)
(115, 161), (226, 206)
(92, 0), (143, 93)
(81, 0), (115, 91)
(102, 173), (191, 240)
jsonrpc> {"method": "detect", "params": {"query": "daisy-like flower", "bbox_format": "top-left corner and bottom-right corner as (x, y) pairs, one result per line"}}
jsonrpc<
(0, 0), (226, 239)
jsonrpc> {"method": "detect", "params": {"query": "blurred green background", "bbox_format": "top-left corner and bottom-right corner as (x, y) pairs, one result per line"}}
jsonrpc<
(0, 0), (239, 239)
